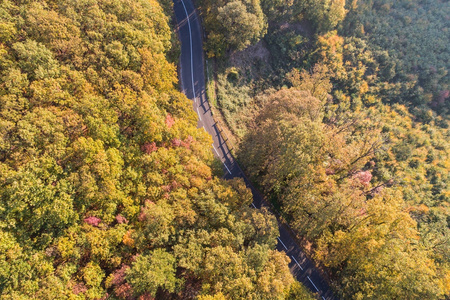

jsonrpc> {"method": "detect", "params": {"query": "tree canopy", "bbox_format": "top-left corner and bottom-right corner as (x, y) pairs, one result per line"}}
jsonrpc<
(200, 0), (267, 56)
(0, 0), (306, 299)
(200, 0), (450, 298)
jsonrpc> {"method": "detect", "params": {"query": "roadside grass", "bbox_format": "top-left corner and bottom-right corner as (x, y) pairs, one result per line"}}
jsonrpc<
(216, 69), (253, 139)
(212, 41), (274, 142)
(205, 58), (217, 107)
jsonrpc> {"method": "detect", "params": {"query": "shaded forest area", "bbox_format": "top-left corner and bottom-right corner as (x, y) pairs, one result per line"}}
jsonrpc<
(343, 0), (450, 114)
(0, 0), (316, 299)
(199, 0), (449, 298)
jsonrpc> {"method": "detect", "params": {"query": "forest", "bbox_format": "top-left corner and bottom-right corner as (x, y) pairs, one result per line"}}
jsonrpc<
(199, 0), (449, 298)
(1, 0), (448, 299)
(0, 0), (317, 299)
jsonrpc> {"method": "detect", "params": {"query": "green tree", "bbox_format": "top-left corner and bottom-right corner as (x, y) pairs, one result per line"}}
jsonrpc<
(126, 249), (179, 297)
(202, 0), (267, 56)
(217, 0), (267, 51)
(295, 0), (347, 32)
(12, 40), (60, 80)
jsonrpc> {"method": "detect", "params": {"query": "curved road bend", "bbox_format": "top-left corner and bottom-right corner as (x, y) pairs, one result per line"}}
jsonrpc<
(173, 0), (336, 299)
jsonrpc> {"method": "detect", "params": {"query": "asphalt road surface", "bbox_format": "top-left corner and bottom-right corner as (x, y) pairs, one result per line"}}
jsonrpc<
(173, 0), (337, 298)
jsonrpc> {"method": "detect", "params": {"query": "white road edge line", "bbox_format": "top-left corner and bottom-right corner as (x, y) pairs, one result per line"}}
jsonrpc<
(251, 202), (256, 208)
(179, 1), (231, 175)
(212, 145), (220, 157)
(223, 163), (232, 175)
(180, 0), (196, 104)
(291, 255), (303, 271)
(322, 297), (326, 300)
(212, 145), (232, 175)
(179, 2), (329, 297)
(277, 237), (288, 250)
(197, 107), (202, 121)
(307, 276), (320, 292)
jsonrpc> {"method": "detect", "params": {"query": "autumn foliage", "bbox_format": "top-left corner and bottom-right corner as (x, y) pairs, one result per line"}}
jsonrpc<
(0, 0), (299, 299)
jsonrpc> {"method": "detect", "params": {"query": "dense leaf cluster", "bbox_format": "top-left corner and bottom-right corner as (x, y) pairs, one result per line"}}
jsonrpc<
(200, 0), (449, 298)
(199, 0), (267, 56)
(238, 85), (448, 299)
(0, 0), (306, 299)
(343, 0), (450, 114)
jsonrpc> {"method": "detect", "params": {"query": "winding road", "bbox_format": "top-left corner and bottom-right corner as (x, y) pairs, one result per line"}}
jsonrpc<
(173, 0), (337, 299)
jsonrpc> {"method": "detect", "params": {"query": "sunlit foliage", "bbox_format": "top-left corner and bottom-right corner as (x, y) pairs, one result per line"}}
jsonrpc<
(0, 0), (299, 298)
(200, 0), (449, 298)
